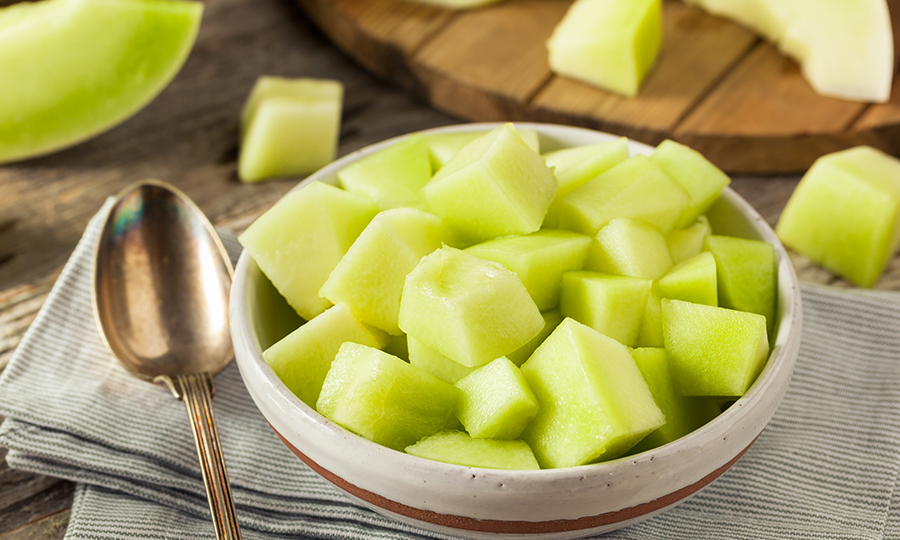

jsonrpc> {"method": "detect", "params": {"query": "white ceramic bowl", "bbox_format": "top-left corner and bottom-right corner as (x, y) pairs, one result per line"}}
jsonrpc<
(230, 123), (802, 539)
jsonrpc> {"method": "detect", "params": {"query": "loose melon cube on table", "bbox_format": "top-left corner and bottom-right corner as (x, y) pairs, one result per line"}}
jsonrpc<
(662, 299), (769, 397)
(337, 136), (432, 210)
(666, 216), (712, 264)
(650, 139), (731, 228)
(408, 336), (474, 384)
(521, 318), (665, 468)
(405, 430), (540, 470)
(238, 181), (378, 320)
(507, 309), (563, 366)
(586, 218), (673, 280)
(559, 155), (691, 236)
(636, 285), (664, 348)
(263, 303), (388, 408)
(319, 208), (451, 335)
(455, 357), (540, 440)
(317, 342), (460, 451)
(422, 128), (540, 170)
(422, 123), (557, 244)
(703, 235), (777, 337)
(239, 77), (343, 182)
(465, 229), (591, 310)
(559, 271), (651, 347)
(776, 146), (900, 288)
(399, 246), (545, 368)
(657, 251), (718, 307)
(541, 138), (630, 228)
(628, 347), (722, 454)
(546, 0), (662, 97)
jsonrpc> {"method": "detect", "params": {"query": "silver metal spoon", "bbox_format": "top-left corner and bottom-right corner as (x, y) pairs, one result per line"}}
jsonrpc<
(91, 179), (242, 539)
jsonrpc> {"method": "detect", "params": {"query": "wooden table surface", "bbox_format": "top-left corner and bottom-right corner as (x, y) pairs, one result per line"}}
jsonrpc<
(0, 0), (896, 538)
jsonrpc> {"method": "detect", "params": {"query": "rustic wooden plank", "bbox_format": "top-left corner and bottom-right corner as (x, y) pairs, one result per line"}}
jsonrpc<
(531, 1), (757, 144)
(409, 0), (569, 121)
(0, 277), (56, 372)
(0, 510), (70, 540)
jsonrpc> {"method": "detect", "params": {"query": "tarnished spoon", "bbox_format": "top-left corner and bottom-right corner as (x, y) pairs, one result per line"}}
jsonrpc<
(92, 179), (241, 539)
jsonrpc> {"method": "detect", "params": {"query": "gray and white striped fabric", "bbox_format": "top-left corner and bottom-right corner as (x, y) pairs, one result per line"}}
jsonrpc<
(2, 200), (900, 539)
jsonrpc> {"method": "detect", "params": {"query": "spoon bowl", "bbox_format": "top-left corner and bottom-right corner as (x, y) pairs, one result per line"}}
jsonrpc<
(92, 179), (241, 539)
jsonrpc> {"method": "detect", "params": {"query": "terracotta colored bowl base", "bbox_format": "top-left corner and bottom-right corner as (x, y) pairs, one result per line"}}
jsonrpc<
(272, 424), (756, 535)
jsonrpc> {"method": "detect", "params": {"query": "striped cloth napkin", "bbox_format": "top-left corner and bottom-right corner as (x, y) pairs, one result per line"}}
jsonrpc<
(2, 200), (900, 540)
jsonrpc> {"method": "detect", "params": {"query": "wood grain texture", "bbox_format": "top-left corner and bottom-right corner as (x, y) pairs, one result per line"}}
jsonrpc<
(296, 0), (900, 174)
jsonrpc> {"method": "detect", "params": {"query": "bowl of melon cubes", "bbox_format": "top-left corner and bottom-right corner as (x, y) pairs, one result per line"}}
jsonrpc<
(230, 122), (801, 539)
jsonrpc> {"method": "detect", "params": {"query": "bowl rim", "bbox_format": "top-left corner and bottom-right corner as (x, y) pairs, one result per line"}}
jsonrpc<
(230, 121), (803, 533)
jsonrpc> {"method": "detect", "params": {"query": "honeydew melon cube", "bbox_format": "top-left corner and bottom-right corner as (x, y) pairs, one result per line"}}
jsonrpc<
(586, 218), (673, 280)
(628, 347), (721, 453)
(776, 146), (900, 288)
(319, 208), (451, 334)
(703, 235), (777, 337)
(263, 303), (388, 408)
(408, 336), (474, 384)
(542, 138), (630, 228)
(405, 430), (540, 470)
(337, 136), (432, 210)
(559, 155), (691, 236)
(465, 229), (592, 310)
(657, 251), (718, 307)
(423, 128), (540, 170)
(454, 357), (540, 440)
(422, 123), (557, 244)
(507, 309), (563, 366)
(666, 216), (712, 265)
(0, 0), (203, 164)
(650, 140), (731, 228)
(317, 342), (459, 451)
(636, 285), (664, 348)
(662, 299), (769, 397)
(383, 333), (409, 361)
(239, 77), (343, 182)
(546, 0), (662, 97)
(521, 318), (665, 468)
(239, 182), (378, 320)
(399, 246), (545, 367)
(559, 271), (651, 347)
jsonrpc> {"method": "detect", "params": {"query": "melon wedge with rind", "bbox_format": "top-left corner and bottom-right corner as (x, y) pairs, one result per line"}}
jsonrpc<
(455, 357), (540, 440)
(0, 0), (203, 163)
(405, 430), (540, 470)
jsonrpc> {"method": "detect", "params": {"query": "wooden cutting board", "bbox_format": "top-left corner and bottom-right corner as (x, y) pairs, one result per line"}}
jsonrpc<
(296, 0), (900, 175)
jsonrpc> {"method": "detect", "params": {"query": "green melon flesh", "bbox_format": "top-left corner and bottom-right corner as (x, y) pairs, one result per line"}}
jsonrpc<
(541, 138), (630, 228)
(0, 0), (202, 163)
(547, 0), (662, 97)
(560, 271), (651, 347)
(586, 217), (673, 280)
(650, 139), (731, 228)
(405, 430), (540, 470)
(521, 318), (665, 468)
(703, 235), (777, 337)
(238, 181), (378, 320)
(666, 216), (712, 265)
(263, 303), (388, 408)
(636, 285), (664, 348)
(317, 342), (459, 451)
(657, 251), (718, 307)
(455, 357), (540, 440)
(507, 309), (563, 366)
(337, 136), (432, 210)
(383, 333), (409, 361)
(465, 229), (592, 310)
(422, 123), (557, 244)
(408, 336), (474, 384)
(662, 299), (769, 397)
(628, 347), (721, 454)
(319, 208), (450, 334)
(776, 145), (900, 288)
(559, 154), (691, 236)
(399, 246), (545, 368)
(239, 77), (343, 182)
(422, 128), (540, 170)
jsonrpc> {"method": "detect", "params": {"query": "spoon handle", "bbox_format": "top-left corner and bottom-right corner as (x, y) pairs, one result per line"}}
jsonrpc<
(175, 373), (243, 540)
